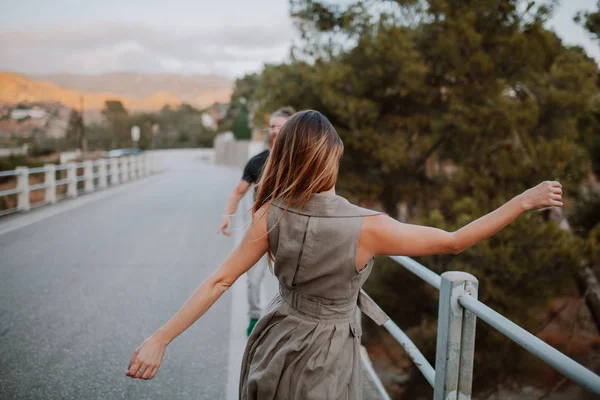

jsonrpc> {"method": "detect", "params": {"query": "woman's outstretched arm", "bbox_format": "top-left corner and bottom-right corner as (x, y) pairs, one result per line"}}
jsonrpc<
(126, 204), (270, 380)
(359, 181), (562, 259)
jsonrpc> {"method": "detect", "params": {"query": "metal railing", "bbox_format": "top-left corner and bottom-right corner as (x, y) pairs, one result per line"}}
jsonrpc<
(0, 153), (161, 217)
(367, 255), (600, 399)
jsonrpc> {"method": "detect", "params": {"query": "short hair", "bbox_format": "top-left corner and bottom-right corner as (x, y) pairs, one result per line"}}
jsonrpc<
(271, 106), (296, 119)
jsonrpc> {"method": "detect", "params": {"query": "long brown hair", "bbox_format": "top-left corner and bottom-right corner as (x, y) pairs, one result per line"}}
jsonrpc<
(253, 110), (344, 214)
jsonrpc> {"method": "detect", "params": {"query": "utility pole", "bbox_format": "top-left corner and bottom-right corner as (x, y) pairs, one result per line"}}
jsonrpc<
(79, 95), (87, 153)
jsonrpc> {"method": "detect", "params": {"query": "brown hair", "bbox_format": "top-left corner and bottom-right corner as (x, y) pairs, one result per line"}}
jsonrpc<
(253, 110), (344, 214)
(271, 106), (296, 119)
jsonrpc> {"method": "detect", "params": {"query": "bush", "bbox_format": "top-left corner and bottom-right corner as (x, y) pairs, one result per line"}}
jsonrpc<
(0, 155), (46, 183)
(28, 140), (57, 157)
(0, 154), (28, 172)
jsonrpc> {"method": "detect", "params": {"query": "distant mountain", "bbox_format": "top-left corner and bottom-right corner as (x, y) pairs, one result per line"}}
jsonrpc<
(0, 72), (233, 111)
(33, 72), (233, 108)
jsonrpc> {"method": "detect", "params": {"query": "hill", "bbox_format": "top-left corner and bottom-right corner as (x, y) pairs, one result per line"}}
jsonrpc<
(0, 72), (233, 111)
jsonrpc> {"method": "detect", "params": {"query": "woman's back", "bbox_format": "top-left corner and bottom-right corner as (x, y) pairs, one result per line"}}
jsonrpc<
(267, 193), (380, 299)
(239, 193), (388, 400)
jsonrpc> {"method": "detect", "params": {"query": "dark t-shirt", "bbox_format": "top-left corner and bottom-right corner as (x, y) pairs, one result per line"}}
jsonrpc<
(242, 149), (269, 186)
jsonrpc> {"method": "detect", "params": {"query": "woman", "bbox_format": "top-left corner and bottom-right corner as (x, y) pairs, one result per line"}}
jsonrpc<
(126, 110), (562, 399)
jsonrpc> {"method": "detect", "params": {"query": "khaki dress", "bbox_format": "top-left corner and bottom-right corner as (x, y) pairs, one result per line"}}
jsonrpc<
(239, 193), (390, 400)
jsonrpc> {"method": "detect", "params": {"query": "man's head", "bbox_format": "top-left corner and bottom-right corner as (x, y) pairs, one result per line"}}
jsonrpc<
(268, 107), (295, 146)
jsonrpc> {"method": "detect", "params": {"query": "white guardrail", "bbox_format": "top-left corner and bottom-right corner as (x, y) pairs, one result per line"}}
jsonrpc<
(367, 256), (600, 399)
(0, 153), (161, 217)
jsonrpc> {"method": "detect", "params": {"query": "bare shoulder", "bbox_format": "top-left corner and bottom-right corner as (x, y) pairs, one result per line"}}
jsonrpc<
(359, 214), (393, 252)
(360, 212), (457, 257)
(356, 214), (393, 265)
(250, 202), (272, 237)
(362, 213), (396, 234)
(236, 202), (272, 250)
(253, 202), (271, 221)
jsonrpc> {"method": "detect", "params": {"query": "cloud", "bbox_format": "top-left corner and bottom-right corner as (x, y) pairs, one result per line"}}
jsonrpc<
(0, 21), (294, 76)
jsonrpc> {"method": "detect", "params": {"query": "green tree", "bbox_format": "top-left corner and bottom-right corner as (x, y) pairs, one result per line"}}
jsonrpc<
(575, 1), (600, 176)
(64, 108), (84, 151)
(218, 74), (259, 139)
(232, 110), (252, 140)
(154, 104), (215, 148)
(251, 0), (600, 394)
(84, 102), (215, 151)
(575, 1), (600, 42)
(101, 100), (130, 148)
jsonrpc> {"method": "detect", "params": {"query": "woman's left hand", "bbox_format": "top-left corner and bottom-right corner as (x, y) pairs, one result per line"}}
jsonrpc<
(518, 181), (563, 211)
(126, 335), (167, 380)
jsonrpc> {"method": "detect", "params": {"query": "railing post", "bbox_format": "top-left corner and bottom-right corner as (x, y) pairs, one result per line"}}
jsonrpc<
(98, 159), (108, 189)
(136, 155), (142, 178)
(142, 154), (147, 175)
(121, 157), (129, 183)
(137, 154), (145, 177)
(458, 280), (478, 399)
(434, 271), (478, 400)
(146, 152), (155, 175)
(110, 158), (120, 186)
(16, 166), (30, 212)
(129, 155), (137, 180)
(144, 153), (150, 176)
(83, 160), (94, 193)
(67, 162), (77, 198)
(143, 154), (148, 175)
(153, 153), (160, 173)
(44, 164), (57, 204)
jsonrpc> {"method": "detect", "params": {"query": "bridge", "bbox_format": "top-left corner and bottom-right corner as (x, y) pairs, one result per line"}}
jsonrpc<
(0, 150), (384, 399)
(1, 149), (599, 399)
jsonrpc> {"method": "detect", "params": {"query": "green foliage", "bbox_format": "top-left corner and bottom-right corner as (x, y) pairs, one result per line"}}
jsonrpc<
(571, 189), (600, 237)
(218, 74), (259, 139)
(575, 1), (600, 43)
(575, 1), (600, 177)
(153, 104), (216, 148)
(232, 110), (252, 140)
(0, 155), (46, 183)
(0, 155), (27, 175)
(64, 109), (84, 150)
(82, 123), (115, 151)
(247, 0), (600, 394)
(28, 139), (57, 157)
(578, 98), (600, 177)
(101, 100), (130, 149)
(79, 102), (215, 151)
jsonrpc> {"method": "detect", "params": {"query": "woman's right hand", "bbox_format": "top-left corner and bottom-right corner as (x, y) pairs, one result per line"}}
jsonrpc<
(519, 181), (563, 211)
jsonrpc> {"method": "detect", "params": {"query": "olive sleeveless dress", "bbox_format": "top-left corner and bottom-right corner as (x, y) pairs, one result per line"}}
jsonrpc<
(239, 192), (390, 400)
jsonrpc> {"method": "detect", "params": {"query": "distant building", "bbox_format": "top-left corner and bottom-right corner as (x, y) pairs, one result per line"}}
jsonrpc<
(0, 102), (70, 138)
(10, 108), (47, 120)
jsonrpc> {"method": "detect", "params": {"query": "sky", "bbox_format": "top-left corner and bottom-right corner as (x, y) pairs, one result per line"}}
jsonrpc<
(0, 0), (598, 78)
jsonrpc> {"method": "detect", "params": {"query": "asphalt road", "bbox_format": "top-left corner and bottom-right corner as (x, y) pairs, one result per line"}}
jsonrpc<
(0, 152), (245, 399)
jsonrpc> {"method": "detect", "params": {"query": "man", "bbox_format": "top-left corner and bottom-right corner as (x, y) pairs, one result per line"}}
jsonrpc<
(219, 107), (295, 335)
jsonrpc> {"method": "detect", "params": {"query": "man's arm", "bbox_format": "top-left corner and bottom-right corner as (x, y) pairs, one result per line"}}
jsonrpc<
(219, 179), (251, 236)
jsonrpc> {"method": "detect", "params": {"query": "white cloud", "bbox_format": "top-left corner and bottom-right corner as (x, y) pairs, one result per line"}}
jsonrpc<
(0, 21), (294, 77)
(2, 0), (597, 78)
